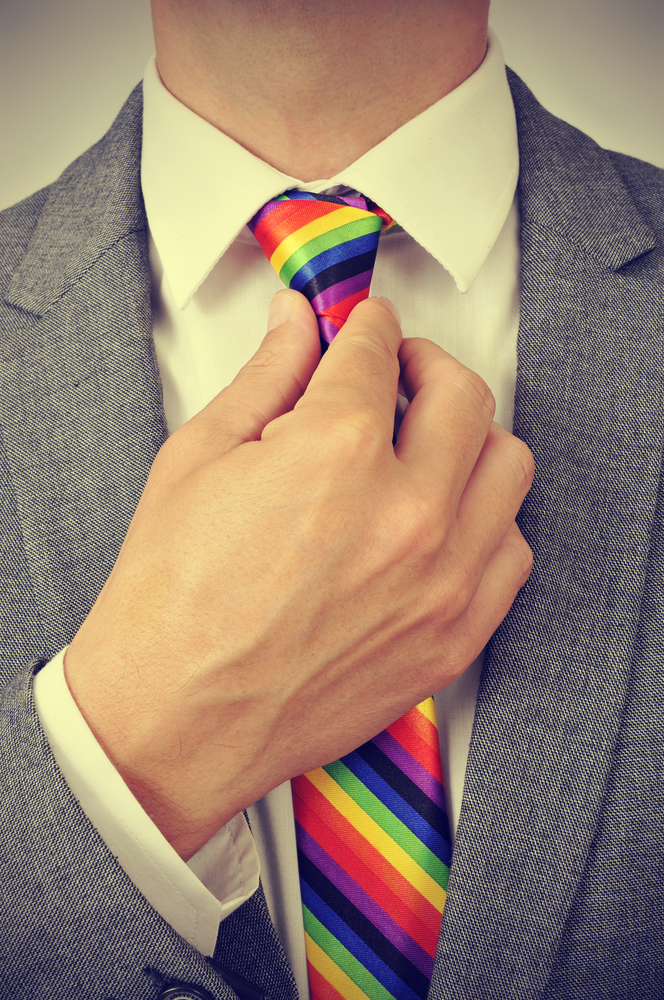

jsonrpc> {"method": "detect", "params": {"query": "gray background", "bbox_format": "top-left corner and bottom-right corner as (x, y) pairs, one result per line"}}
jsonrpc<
(1, 0), (662, 211)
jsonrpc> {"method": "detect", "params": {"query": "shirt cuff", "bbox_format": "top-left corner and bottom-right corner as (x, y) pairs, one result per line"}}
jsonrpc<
(32, 647), (260, 956)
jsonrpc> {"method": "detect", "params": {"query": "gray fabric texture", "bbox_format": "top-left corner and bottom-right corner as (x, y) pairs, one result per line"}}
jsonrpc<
(0, 67), (662, 999)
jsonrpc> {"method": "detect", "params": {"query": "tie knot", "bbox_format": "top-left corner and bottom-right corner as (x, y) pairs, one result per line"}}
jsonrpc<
(249, 190), (395, 347)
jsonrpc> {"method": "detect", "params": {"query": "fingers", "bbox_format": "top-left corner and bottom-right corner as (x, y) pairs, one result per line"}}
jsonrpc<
(450, 421), (533, 582)
(214, 289), (321, 446)
(393, 336), (533, 602)
(168, 290), (321, 469)
(292, 297), (402, 449)
(436, 521), (534, 682)
(395, 337), (496, 507)
(428, 425), (533, 649)
(458, 422), (534, 537)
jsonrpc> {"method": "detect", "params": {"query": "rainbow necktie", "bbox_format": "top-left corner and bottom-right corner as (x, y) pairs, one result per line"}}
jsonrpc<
(250, 191), (451, 1000)
(248, 189), (397, 347)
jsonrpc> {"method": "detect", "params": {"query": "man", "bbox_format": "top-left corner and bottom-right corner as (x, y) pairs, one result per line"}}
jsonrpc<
(0, 0), (662, 997)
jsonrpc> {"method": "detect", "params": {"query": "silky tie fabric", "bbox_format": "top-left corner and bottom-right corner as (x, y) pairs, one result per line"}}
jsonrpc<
(249, 189), (397, 347)
(251, 190), (452, 1000)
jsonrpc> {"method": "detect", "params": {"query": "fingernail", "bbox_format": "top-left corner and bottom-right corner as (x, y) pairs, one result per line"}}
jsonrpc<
(373, 296), (401, 324)
(267, 291), (293, 331)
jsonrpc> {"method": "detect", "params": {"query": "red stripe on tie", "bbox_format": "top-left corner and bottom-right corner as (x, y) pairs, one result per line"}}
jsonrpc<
(253, 199), (339, 261)
(386, 715), (444, 786)
(401, 706), (444, 771)
(319, 286), (371, 330)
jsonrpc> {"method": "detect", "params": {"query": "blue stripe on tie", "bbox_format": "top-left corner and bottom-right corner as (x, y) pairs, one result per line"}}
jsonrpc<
(300, 880), (423, 1000)
(289, 232), (380, 292)
(342, 750), (452, 867)
(283, 190), (319, 201)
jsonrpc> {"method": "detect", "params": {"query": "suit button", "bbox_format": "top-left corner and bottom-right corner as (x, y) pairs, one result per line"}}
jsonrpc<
(157, 988), (212, 1000)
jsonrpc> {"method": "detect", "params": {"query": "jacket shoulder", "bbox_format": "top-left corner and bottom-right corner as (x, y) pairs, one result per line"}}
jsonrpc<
(0, 83), (145, 312)
(507, 66), (662, 274)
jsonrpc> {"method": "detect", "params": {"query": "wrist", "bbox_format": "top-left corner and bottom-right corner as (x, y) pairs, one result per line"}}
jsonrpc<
(63, 638), (269, 860)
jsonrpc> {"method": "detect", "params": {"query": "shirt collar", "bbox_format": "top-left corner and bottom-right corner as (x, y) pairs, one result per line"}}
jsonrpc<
(141, 28), (518, 309)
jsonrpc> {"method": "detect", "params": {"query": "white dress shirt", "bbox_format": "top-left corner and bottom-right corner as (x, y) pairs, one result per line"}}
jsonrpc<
(33, 29), (520, 1000)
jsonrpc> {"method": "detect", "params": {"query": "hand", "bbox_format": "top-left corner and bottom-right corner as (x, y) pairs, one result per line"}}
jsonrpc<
(65, 290), (534, 860)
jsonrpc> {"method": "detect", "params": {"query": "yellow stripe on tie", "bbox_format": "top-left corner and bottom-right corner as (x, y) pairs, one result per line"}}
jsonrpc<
(269, 205), (369, 275)
(416, 698), (437, 726)
(306, 768), (446, 912)
(305, 933), (374, 1000)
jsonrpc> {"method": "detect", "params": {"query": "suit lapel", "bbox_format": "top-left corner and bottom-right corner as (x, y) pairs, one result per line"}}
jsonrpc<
(0, 85), (167, 654)
(432, 72), (662, 998)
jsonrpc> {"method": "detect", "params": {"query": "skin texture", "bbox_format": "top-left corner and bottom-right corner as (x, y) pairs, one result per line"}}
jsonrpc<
(66, 293), (533, 860)
(66, 1), (534, 861)
(150, 0), (491, 180)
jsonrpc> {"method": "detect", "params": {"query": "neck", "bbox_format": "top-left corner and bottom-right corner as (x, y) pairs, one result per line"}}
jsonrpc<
(151, 0), (490, 181)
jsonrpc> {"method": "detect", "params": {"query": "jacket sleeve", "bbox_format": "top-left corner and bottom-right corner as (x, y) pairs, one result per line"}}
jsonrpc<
(32, 648), (259, 956)
(0, 661), (234, 1000)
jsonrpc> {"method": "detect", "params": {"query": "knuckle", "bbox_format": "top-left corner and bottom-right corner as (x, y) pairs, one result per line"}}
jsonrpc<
(220, 398), (267, 442)
(236, 343), (303, 398)
(261, 408), (295, 441)
(421, 565), (475, 629)
(322, 407), (386, 457)
(520, 539), (535, 579)
(146, 427), (191, 492)
(156, 423), (187, 465)
(392, 491), (443, 558)
(449, 367), (495, 419)
(442, 572), (475, 621)
(243, 344), (282, 373)
(343, 328), (400, 383)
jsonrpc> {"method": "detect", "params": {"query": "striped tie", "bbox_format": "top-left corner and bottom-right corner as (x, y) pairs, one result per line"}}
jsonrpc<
(250, 190), (451, 1000)
(248, 189), (397, 348)
(292, 700), (450, 1000)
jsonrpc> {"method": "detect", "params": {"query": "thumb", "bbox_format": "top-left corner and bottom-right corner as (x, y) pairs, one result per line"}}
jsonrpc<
(173, 290), (321, 465)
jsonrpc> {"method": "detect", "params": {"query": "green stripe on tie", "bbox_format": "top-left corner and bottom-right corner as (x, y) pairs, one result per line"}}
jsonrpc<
(303, 905), (394, 1000)
(278, 215), (382, 285)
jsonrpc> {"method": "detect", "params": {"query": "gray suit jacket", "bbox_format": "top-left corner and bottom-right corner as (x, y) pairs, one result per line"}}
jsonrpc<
(0, 69), (663, 1000)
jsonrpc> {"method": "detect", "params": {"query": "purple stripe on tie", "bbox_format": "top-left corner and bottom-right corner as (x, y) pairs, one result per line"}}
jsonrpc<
(318, 315), (341, 344)
(295, 821), (434, 979)
(338, 195), (370, 211)
(310, 270), (373, 315)
(373, 730), (447, 810)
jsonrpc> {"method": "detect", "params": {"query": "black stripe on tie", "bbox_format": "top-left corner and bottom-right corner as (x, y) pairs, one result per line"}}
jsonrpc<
(355, 741), (450, 839)
(297, 849), (430, 1000)
(299, 248), (379, 302)
(308, 193), (353, 205)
